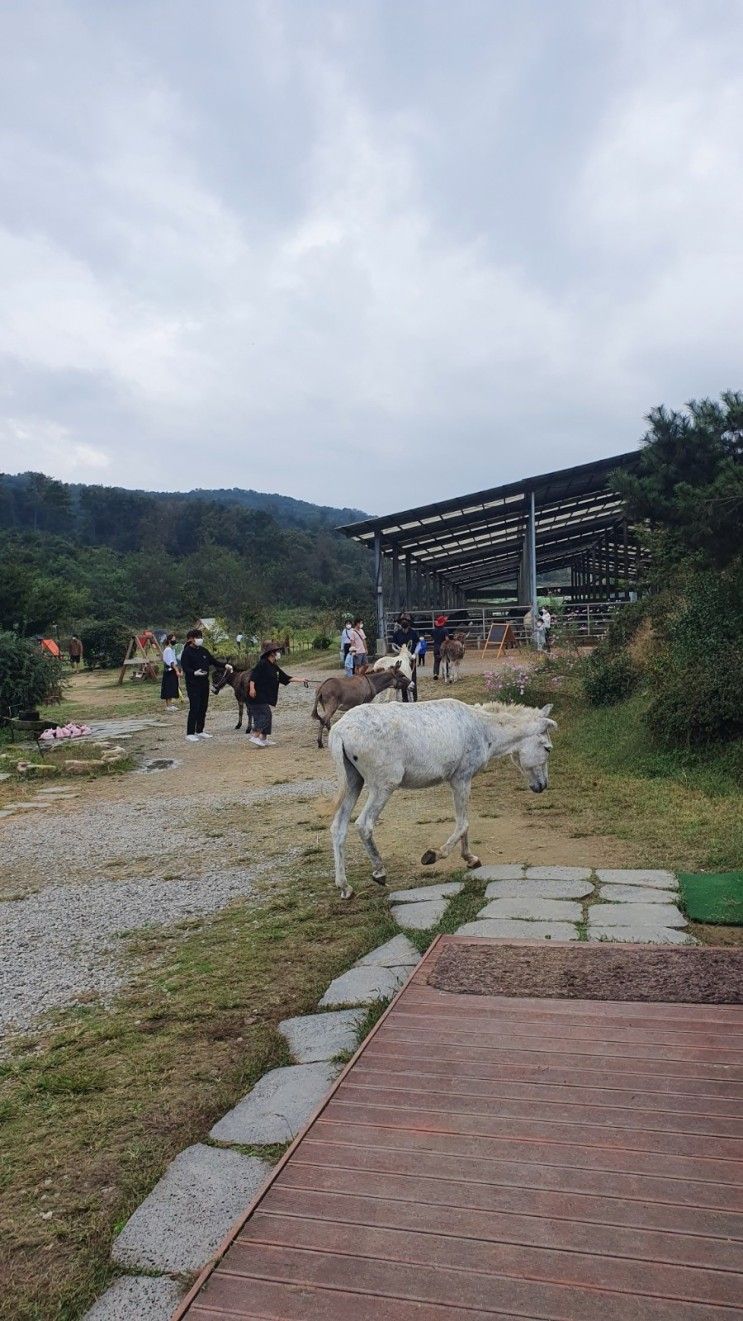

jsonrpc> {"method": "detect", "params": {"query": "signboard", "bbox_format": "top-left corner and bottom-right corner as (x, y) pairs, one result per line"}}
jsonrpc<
(481, 622), (518, 658)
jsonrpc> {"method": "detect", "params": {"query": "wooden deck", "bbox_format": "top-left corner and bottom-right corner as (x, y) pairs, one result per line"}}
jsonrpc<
(175, 937), (743, 1320)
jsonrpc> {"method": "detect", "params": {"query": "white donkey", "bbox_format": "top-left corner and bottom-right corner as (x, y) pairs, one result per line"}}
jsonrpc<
(329, 698), (555, 898)
(372, 644), (416, 701)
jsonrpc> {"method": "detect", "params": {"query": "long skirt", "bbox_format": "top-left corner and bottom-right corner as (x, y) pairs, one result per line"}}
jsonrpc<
(161, 668), (179, 700)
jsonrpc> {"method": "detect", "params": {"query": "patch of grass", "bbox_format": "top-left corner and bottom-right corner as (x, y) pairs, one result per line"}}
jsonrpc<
(0, 863), (396, 1321)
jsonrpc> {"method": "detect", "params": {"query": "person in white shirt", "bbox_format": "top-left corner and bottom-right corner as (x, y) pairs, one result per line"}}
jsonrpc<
(340, 619), (353, 668)
(160, 633), (181, 710)
(540, 607), (552, 652)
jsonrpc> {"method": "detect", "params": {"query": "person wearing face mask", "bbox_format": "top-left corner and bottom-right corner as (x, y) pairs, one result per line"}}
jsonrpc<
(180, 629), (233, 742)
(247, 641), (307, 746)
(160, 632), (181, 711)
(348, 616), (368, 674)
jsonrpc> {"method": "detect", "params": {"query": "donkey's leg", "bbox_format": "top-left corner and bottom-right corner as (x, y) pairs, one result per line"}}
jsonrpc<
(236, 698), (243, 730)
(355, 783), (395, 883)
(330, 759), (364, 899)
(421, 776), (478, 866)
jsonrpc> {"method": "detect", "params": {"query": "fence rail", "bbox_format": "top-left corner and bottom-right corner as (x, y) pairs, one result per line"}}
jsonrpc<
(383, 600), (633, 647)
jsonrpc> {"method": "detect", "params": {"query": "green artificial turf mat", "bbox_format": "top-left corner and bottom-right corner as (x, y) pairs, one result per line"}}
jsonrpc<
(678, 871), (743, 925)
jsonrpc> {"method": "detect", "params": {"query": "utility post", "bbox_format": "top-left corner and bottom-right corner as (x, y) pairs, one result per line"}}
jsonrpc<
(373, 531), (385, 656)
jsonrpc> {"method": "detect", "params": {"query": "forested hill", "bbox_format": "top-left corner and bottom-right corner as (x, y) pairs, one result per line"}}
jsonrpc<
(0, 472), (367, 534)
(0, 472), (373, 636)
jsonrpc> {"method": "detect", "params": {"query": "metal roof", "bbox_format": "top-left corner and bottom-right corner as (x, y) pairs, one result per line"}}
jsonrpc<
(338, 451), (641, 589)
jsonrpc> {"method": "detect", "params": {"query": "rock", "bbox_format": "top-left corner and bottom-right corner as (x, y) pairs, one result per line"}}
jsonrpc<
(525, 866), (592, 881)
(279, 1009), (366, 1063)
(111, 1144), (270, 1274)
(476, 865), (525, 880)
(319, 965), (408, 1007)
(355, 935), (421, 967)
(595, 869), (678, 889)
(598, 884), (677, 904)
(390, 899), (447, 929)
(82, 1275), (183, 1320)
(484, 879), (593, 900)
(478, 897), (583, 922)
(65, 760), (102, 774)
(0, 772), (11, 782)
(210, 1063), (338, 1144)
(456, 919), (579, 940)
(589, 902), (686, 928)
(588, 925), (697, 945)
(387, 882), (463, 903)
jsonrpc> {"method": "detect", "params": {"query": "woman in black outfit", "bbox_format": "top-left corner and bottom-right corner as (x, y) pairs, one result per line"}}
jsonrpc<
(180, 629), (233, 741)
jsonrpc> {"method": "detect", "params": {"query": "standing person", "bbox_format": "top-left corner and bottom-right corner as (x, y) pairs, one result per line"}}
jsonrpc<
(533, 610), (546, 652)
(540, 606), (552, 652)
(340, 619), (353, 668)
(432, 615), (450, 681)
(391, 613), (419, 654)
(348, 617), (368, 673)
(415, 634), (428, 668)
(180, 629), (233, 742)
(247, 641), (307, 747)
(68, 635), (83, 667)
(160, 633), (180, 711)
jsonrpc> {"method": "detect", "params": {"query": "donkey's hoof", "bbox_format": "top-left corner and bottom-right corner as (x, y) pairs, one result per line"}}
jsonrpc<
(372, 872), (387, 886)
(420, 849), (438, 866)
(339, 886), (354, 901)
(466, 856), (482, 870)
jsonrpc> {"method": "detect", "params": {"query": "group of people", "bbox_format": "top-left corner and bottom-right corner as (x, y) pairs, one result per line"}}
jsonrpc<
(161, 630), (304, 748)
(340, 611), (455, 681)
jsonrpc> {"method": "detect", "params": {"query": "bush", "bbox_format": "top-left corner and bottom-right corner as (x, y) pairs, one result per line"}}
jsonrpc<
(0, 631), (65, 716)
(583, 651), (640, 706)
(80, 619), (130, 669)
(646, 648), (743, 747)
(312, 635), (332, 650)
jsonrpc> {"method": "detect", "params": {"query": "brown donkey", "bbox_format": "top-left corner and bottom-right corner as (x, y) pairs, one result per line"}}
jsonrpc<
(312, 665), (408, 748)
(212, 665), (253, 730)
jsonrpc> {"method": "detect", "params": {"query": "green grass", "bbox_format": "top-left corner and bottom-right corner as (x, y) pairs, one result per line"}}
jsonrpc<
(677, 872), (743, 925)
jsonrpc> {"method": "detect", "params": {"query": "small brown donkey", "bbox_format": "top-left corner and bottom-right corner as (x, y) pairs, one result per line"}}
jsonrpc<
(212, 665), (253, 730)
(312, 665), (408, 748)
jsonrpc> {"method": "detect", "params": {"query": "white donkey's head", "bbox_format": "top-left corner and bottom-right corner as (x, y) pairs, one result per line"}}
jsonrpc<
(515, 703), (556, 792)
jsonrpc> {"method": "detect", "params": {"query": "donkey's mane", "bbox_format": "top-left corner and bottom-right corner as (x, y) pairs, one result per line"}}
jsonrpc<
(474, 700), (546, 731)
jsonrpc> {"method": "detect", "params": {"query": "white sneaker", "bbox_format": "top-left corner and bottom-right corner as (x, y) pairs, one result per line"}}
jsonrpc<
(264, 738), (276, 746)
(186, 734), (200, 742)
(249, 735), (263, 745)
(198, 732), (213, 739)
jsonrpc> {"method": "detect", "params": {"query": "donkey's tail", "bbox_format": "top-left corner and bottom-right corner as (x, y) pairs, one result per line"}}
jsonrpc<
(328, 726), (364, 805)
(311, 688), (324, 721)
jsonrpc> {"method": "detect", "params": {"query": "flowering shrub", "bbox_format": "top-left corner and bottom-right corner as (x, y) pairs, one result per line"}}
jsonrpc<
(484, 666), (532, 703)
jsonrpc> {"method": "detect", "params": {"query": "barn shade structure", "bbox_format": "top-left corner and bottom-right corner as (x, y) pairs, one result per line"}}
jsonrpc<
(338, 452), (644, 644)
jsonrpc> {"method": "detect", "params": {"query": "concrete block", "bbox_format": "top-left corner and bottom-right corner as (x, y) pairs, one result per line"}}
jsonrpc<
(210, 1063), (337, 1145)
(598, 884), (677, 904)
(456, 919), (579, 941)
(588, 925), (697, 945)
(111, 1145), (270, 1274)
(355, 935), (421, 967)
(525, 866), (592, 881)
(387, 882), (463, 904)
(319, 965), (407, 1007)
(476, 865), (525, 880)
(390, 899), (447, 929)
(83, 1275), (183, 1320)
(278, 1009), (366, 1063)
(589, 903), (686, 928)
(595, 869), (678, 889)
(484, 879), (593, 900)
(478, 897), (583, 922)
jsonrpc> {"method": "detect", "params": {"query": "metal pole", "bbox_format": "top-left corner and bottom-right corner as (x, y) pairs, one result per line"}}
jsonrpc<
(405, 553), (412, 609)
(373, 531), (385, 654)
(391, 553), (400, 613)
(528, 490), (538, 645)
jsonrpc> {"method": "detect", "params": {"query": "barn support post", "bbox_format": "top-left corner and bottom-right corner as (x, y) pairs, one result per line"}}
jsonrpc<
(623, 519), (629, 593)
(391, 552), (400, 614)
(404, 553), (412, 610)
(528, 490), (538, 645)
(373, 531), (385, 655)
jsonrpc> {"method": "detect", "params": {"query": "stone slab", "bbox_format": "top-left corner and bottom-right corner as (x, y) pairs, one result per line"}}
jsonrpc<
(476, 865), (525, 880)
(278, 1009), (366, 1063)
(111, 1144), (270, 1274)
(598, 884), (677, 904)
(525, 866), (592, 881)
(589, 902), (686, 928)
(390, 899), (447, 929)
(387, 882), (463, 904)
(83, 1275), (184, 1320)
(355, 935), (421, 967)
(484, 879), (593, 900)
(456, 919), (579, 941)
(588, 925), (697, 945)
(478, 897), (583, 922)
(210, 1063), (338, 1145)
(319, 965), (408, 1007)
(595, 869), (678, 889)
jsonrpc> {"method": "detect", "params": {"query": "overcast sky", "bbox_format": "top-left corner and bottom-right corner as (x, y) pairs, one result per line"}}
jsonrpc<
(1, 1), (741, 513)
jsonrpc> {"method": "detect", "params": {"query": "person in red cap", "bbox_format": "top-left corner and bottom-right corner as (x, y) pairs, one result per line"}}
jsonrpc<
(432, 615), (450, 681)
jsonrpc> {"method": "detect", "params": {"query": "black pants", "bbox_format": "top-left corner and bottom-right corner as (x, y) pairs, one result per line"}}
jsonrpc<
(433, 647), (442, 678)
(186, 677), (209, 734)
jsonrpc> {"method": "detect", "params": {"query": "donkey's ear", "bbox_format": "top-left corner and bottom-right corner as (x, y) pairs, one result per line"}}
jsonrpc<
(539, 703), (553, 716)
